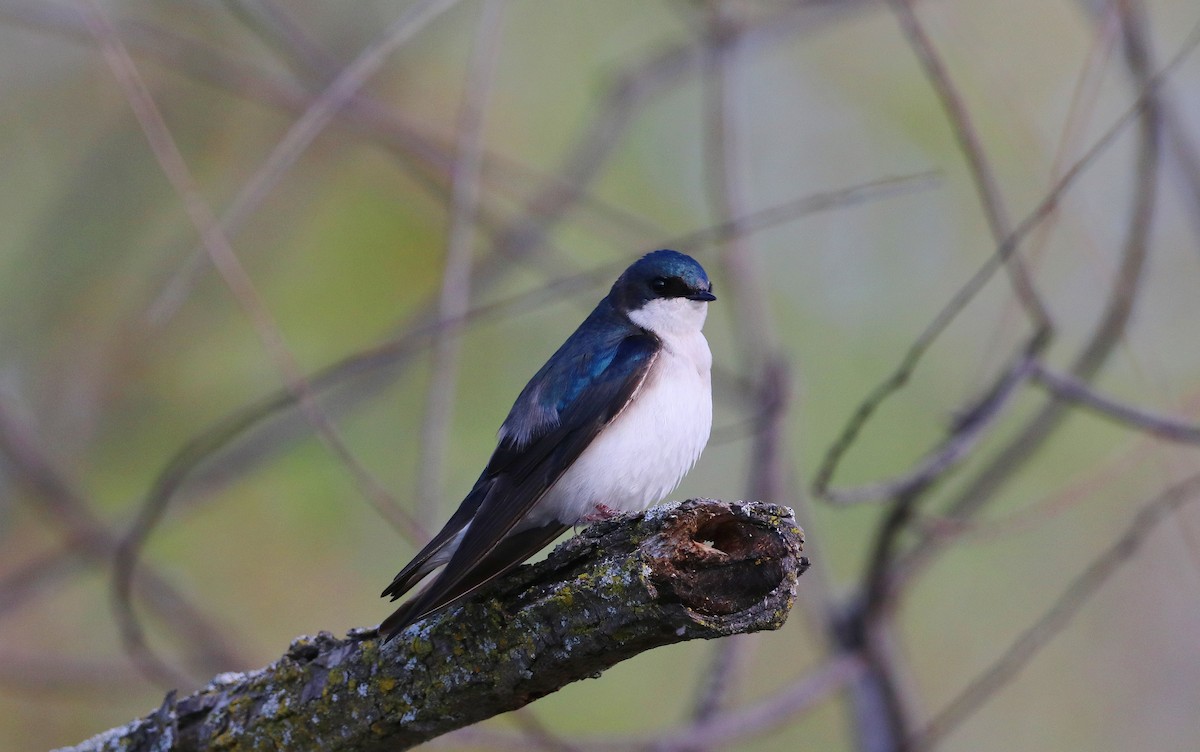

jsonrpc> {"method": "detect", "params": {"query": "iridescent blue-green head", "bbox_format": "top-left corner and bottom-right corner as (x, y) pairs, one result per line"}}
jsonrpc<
(609, 250), (715, 321)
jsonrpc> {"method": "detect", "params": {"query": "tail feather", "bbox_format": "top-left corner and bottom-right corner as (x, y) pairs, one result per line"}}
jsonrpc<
(380, 532), (458, 601)
(378, 523), (567, 643)
(381, 479), (495, 602)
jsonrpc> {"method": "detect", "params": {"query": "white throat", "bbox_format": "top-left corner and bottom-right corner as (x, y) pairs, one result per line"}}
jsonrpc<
(627, 297), (709, 341)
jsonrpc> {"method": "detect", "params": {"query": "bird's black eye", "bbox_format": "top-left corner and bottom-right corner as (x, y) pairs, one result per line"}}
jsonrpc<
(649, 276), (690, 298)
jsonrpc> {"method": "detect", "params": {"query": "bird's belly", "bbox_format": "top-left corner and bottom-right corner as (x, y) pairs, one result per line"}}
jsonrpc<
(528, 341), (712, 527)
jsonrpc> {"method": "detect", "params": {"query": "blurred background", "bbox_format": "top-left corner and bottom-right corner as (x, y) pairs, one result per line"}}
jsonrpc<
(2, 0), (1200, 749)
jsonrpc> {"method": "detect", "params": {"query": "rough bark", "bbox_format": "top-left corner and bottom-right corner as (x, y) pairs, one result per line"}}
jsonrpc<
(59, 499), (807, 752)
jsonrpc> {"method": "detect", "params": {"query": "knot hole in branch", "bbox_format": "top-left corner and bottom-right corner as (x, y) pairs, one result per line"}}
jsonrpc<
(647, 504), (791, 616)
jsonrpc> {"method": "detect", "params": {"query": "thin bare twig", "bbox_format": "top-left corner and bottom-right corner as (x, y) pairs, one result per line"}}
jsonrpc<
(886, 0), (1052, 332)
(507, 711), (583, 752)
(0, 0), (671, 271)
(687, 2), (766, 729)
(824, 12), (1189, 750)
(220, 0), (341, 82)
(931, 0), (1169, 527)
(881, 8), (1177, 735)
(78, 0), (429, 684)
(676, 172), (939, 254)
(637, 655), (864, 752)
(812, 15), (1200, 503)
(911, 393), (1200, 546)
(0, 655), (147, 695)
(831, 346), (1041, 751)
(1077, 0), (1200, 242)
(912, 472), (1200, 750)
(148, 0), (466, 323)
(688, 361), (790, 723)
(416, 0), (506, 530)
(0, 0), (890, 291)
(820, 344), (1041, 506)
(479, 0), (874, 272)
(837, 29), (1179, 752)
(1030, 362), (1200, 443)
(704, 2), (774, 373)
(0, 398), (247, 685)
(964, 1), (1119, 391)
(438, 655), (865, 752)
(0, 548), (87, 620)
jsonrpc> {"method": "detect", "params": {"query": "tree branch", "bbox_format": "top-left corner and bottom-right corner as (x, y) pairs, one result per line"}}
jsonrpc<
(59, 499), (807, 752)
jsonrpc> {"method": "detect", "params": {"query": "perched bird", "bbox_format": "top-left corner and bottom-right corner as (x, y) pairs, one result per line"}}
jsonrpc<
(379, 249), (715, 642)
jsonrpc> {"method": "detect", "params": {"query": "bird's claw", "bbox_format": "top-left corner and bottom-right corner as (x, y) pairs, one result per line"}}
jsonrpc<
(582, 503), (620, 522)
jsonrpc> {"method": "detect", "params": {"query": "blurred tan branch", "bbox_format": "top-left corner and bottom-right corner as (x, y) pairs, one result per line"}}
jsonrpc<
(1030, 362), (1200, 443)
(416, 0), (505, 530)
(79, 0), (430, 687)
(812, 13), (1200, 508)
(912, 472), (1200, 750)
(887, 0), (1052, 332)
(0, 399), (247, 686)
(898, 0), (1184, 592)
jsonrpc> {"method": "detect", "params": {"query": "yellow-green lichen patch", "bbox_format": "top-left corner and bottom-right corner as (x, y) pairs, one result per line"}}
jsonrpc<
(325, 667), (346, 693)
(408, 634), (434, 658)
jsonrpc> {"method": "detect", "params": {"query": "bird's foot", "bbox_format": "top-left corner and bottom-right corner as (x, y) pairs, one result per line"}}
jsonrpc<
(582, 503), (620, 523)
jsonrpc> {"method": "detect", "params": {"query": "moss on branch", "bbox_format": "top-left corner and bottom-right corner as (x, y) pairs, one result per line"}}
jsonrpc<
(60, 499), (807, 752)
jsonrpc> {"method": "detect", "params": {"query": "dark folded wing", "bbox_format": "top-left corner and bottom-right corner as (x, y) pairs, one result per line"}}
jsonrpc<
(380, 333), (658, 638)
(379, 475), (493, 600)
(379, 521), (567, 641)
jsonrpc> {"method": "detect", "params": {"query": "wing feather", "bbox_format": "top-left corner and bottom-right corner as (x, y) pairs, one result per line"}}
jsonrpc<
(379, 476), (493, 600)
(379, 332), (658, 639)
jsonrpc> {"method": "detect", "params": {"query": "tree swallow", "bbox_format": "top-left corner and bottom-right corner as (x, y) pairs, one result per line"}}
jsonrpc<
(379, 249), (715, 642)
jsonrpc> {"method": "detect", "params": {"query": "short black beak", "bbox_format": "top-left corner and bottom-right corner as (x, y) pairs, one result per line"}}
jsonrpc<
(687, 290), (716, 302)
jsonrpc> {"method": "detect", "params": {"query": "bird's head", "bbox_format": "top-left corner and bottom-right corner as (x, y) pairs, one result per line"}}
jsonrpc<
(611, 249), (715, 337)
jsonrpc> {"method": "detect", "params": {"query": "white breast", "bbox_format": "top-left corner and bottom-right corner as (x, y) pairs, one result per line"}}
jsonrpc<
(527, 298), (713, 527)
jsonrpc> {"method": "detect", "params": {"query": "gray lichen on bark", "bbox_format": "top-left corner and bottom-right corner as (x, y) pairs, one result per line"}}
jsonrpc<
(59, 498), (807, 752)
